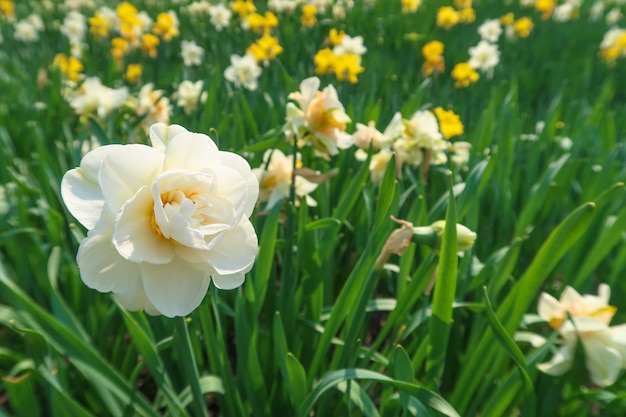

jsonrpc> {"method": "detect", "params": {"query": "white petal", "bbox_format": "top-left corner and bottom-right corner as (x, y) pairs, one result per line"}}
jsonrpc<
(77, 215), (143, 293)
(163, 132), (219, 171)
(537, 292), (562, 323)
(583, 338), (622, 387)
(204, 217), (258, 275)
(99, 145), (165, 213)
(211, 164), (251, 220)
(217, 151), (259, 217)
(112, 185), (174, 264)
(114, 291), (160, 315)
(61, 145), (124, 229)
(149, 123), (189, 153)
(537, 345), (574, 376)
(141, 258), (211, 317)
(211, 270), (246, 290)
(61, 169), (105, 230)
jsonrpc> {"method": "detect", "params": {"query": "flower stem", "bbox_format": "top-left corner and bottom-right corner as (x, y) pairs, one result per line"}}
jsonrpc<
(174, 316), (208, 417)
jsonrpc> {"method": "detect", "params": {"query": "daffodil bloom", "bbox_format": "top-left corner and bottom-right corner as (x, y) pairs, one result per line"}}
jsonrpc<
(421, 40), (445, 77)
(223, 53), (263, 91)
(401, 0), (421, 14)
(176, 80), (206, 114)
(53, 53), (84, 82)
(422, 40), (444, 61)
(436, 6), (459, 30)
(152, 12), (179, 42)
(301, 4), (317, 28)
(458, 7), (475, 24)
(500, 13), (514, 26)
(252, 149), (318, 208)
(285, 76), (352, 158)
(328, 28), (345, 46)
(451, 62), (479, 88)
(141, 33), (160, 58)
(353, 113), (403, 153)
(0, 0), (15, 20)
(61, 123), (259, 317)
(333, 53), (364, 83)
(246, 11), (278, 34)
(246, 34), (283, 63)
(535, 0), (555, 20)
(538, 316), (626, 387)
(513, 17), (534, 38)
(68, 77), (129, 120)
(434, 107), (464, 139)
(232, 0), (256, 19)
(89, 12), (110, 40)
(314, 48), (337, 75)
(125, 63), (142, 83)
(538, 284), (615, 329)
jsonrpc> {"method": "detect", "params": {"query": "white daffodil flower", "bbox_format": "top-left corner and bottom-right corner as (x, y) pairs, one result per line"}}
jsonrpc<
(61, 123), (259, 317)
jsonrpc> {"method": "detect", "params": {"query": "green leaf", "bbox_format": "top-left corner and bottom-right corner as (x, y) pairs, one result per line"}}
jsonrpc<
(286, 353), (308, 406)
(427, 174), (457, 384)
(2, 372), (41, 417)
(481, 287), (536, 416)
(296, 369), (460, 417)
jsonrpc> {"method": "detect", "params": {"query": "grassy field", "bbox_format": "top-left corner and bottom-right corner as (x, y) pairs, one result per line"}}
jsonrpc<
(2, 0), (626, 416)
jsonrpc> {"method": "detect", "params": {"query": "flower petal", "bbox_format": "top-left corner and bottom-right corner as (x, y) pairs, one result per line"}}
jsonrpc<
(537, 292), (562, 323)
(583, 338), (622, 387)
(217, 151), (259, 217)
(113, 185), (175, 264)
(99, 144), (165, 213)
(212, 270), (246, 290)
(141, 258), (211, 317)
(163, 132), (219, 171)
(61, 169), (106, 230)
(204, 217), (258, 275)
(77, 214), (143, 294)
(114, 291), (160, 315)
(149, 123), (189, 153)
(537, 345), (574, 376)
(61, 145), (124, 229)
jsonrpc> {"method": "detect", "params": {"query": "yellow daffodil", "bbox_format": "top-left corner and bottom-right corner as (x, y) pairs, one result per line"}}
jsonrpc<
(141, 33), (160, 58)
(0, 0), (15, 19)
(535, 0), (555, 20)
(232, 0), (256, 19)
(334, 54), (364, 83)
(247, 11), (278, 34)
(314, 48), (337, 75)
(301, 4), (318, 28)
(53, 53), (84, 82)
(125, 63), (142, 83)
(500, 12), (515, 26)
(328, 29), (345, 46)
(422, 40), (444, 61)
(437, 6), (459, 30)
(89, 12), (110, 40)
(401, 0), (421, 14)
(458, 7), (475, 24)
(454, 0), (472, 8)
(513, 17), (534, 38)
(246, 34), (283, 62)
(152, 12), (179, 42)
(434, 107), (464, 139)
(451, 62), (479, 88)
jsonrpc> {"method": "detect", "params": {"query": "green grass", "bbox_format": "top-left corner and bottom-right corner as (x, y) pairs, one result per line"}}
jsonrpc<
(2, 0), (626, 416)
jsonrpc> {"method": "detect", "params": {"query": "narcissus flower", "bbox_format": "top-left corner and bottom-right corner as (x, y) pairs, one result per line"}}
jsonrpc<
(61, 123), (259, 317)
(152, 11), (179, 42)
(513, 17), (534, 38)
(537, 285), (626, 386)
(285, 76), (352, 158)
(124, 63), (143, 83)
(301, 4), (318, 28)
(402, 0), (421, 14)
(252, 149), (318, 208)
(224, 53), (263, 91)
(436, 6), (459, 30)
(451, 62), (479, 88)
(434, 107), (464, 139)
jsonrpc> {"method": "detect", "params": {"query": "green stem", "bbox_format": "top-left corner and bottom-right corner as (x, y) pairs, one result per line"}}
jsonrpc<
(174, 316), (209, 417)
